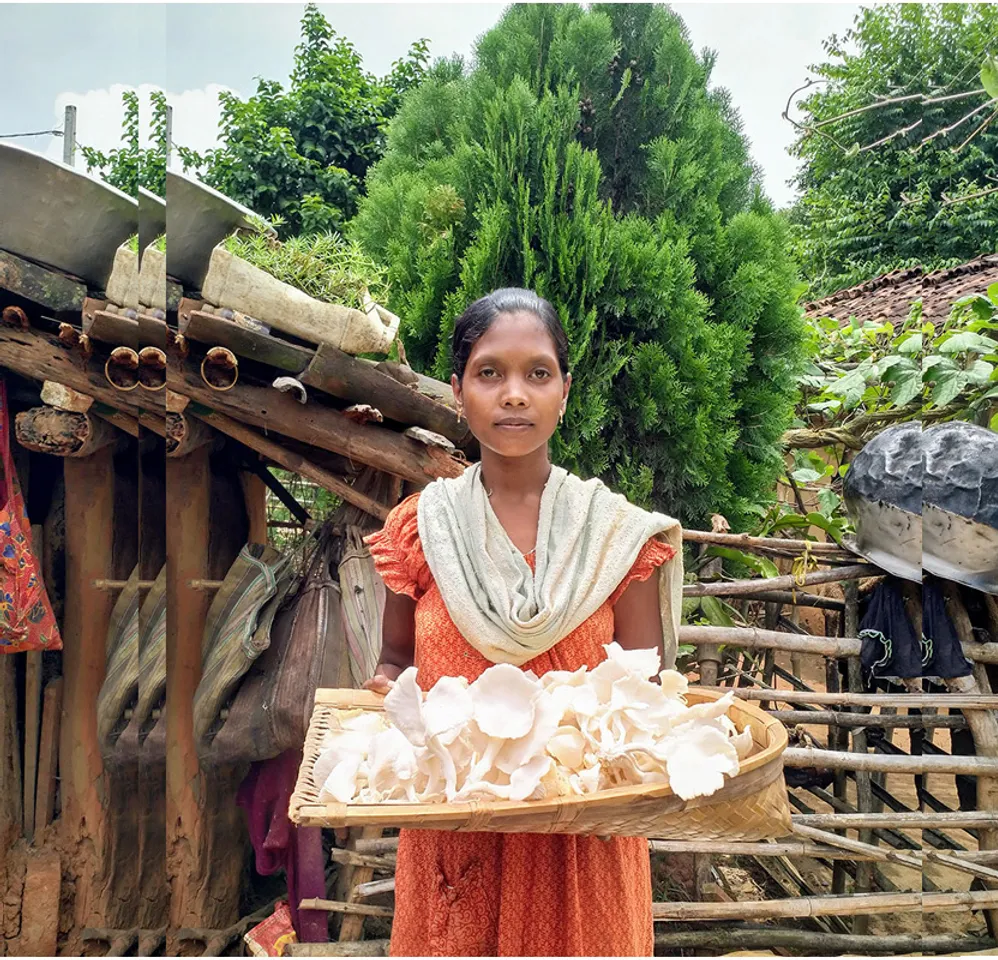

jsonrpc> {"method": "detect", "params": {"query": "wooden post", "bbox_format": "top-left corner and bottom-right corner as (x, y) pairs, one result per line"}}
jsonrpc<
(60, 449), (117, 931)
(165, 444), (247, 941)
(165, 445), (213, 937)
(240, 470), (269, 544)
(843, 580), (872, 932)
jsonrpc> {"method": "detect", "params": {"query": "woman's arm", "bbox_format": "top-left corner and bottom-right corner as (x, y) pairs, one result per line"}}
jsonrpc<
(362, 589), (416, 693)
(613, 571), (662, 653)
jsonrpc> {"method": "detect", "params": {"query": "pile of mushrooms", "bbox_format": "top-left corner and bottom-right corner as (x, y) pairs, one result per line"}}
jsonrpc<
(314, 643), (753, 805)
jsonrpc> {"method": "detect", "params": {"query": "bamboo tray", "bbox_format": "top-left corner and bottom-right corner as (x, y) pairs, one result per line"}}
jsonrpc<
(289, 687), (790, 839)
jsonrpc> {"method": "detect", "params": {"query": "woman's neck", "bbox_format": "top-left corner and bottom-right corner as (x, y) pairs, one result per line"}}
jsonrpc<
(479, 447), (552, 503)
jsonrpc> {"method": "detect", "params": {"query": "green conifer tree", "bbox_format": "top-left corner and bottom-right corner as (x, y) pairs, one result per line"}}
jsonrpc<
(352, 4), (805, 527)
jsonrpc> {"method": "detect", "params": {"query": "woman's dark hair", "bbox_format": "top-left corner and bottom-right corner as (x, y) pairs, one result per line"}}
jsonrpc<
(452, 288), (570, 380)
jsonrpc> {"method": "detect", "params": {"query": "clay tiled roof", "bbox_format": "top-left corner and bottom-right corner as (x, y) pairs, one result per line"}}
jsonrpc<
(803, 254), (998, 326)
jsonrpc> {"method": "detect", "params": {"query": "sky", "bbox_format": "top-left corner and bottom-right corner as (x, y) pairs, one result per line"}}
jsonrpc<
(0, 2), (863, 209)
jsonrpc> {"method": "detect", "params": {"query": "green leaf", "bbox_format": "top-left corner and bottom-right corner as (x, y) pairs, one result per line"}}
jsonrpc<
(897, 333), (923, 355)
(705, 546), (781, 580)
(982, 57), (998, 101)
(791, 467), (823, 484)
(939, 332), (997, 355)
(700, 596), (735, 628)
(991, 412), (998, 433)
(817, 488), (842, 517)
(804, 511), (846, 545)
(988, 282), (998, 307)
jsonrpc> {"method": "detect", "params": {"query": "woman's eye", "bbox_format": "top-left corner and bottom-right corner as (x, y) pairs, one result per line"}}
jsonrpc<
(479, 368), (497, 379)
(532, 369), (551, 380)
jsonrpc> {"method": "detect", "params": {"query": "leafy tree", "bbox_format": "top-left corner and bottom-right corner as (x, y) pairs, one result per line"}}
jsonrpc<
(790, 4), (998, 297)
(178, 4), (429, 236)
(352, 3), (805, 528)
(82, 89), (167, 197)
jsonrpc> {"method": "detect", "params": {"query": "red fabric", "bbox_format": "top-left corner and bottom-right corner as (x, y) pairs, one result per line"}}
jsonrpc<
(0, 379), (62, 653)
(366, 493), (675, 957)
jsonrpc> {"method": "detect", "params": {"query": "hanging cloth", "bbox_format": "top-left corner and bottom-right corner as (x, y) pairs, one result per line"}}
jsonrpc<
(0, 378), (62, 653)
(858, 576), (921, 680)
(921, 575), (973, 680)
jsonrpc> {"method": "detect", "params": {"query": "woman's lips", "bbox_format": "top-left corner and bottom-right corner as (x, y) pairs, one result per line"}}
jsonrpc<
(494, 420), (534, 430)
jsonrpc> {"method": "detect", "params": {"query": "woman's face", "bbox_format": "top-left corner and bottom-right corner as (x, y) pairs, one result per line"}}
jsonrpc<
(452, 310), (571, 460)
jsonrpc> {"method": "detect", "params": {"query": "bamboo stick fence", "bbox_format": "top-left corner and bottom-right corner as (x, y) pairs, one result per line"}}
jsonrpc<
(320, 526), (998, 956)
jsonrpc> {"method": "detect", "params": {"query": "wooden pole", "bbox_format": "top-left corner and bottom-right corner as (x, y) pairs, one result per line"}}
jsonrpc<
(165, 445), (212, 935)
(189, 409), (388, 521)
(699, 688), (998, 709)
(772, 709), (966, 728)
(61, 449), (117, 930)
(652, 889), (998, 921)
(792, 810), (997, 830)
(683, 564), (877, 598)
(652, 928), (995, 955)
(790, 823), (920, 870)
(681, 529), (850, 555)
(33, 678), (62, 837)
(684, 625), (998, 663)
(784, 746), (998, 776)
(170, 364), (466, 486)
(15, 406), (120, 457)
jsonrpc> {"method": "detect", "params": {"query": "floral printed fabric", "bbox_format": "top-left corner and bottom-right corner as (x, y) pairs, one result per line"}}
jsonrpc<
(367, 494), (675, 957)
(0, 380), (62, 653)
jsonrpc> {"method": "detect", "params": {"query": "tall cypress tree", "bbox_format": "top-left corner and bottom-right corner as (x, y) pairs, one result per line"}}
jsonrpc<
(352, 4), (804, 527)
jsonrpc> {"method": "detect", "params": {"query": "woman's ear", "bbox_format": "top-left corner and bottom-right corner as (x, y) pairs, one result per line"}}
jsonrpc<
(451, 373), (462, 409)
(562, 372), (572, 406)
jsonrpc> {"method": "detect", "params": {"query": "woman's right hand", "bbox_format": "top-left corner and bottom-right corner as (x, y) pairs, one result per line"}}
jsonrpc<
(363, 663), (403, 695)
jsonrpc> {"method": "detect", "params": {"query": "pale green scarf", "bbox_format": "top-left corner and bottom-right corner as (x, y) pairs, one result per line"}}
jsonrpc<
(417, 463), (684, 667)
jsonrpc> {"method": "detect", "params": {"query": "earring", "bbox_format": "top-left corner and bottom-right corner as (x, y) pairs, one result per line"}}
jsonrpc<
(457, 405), (464, 423)
(559, 409), (565, 425)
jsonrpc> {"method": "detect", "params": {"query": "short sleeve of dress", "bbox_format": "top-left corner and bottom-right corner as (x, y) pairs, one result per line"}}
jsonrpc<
(364, 493), (430, 601)
(609, 536), (677, 607)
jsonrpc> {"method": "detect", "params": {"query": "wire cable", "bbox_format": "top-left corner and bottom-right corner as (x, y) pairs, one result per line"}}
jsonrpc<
(0, 129), (62, 139)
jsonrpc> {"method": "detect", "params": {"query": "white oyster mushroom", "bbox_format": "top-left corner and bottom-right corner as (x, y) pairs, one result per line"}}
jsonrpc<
(587, 657), (630, 704)
(731, 726), (755, 761)
(547, 726), (587, 770)
(658, 669), (689, 698)
(384, 666), (427, 746)
(319, 754), (364, 803)
(509, 754), (554, 801)
(540, 666), (588, 690)
(422, 676), (474, 746)
(604, 640), (661, 679)
(367, 727), (420, 797)
(470, 663), (540, 739)
(660, 726), (739, 800)
(496, 688), (563, 774)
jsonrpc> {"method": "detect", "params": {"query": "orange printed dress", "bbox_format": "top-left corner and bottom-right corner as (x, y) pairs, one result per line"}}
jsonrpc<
(366, 493), (676, 958)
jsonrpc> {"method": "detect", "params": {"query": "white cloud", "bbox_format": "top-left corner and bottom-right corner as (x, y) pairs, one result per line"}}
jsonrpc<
(167, 85), (238, 166)
(46, 83), (236, 170)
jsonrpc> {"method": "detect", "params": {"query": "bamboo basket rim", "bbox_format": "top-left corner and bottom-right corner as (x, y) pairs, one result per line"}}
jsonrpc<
(290, 686), (788, 827)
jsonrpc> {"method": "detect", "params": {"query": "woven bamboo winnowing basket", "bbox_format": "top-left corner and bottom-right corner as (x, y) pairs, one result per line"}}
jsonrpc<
(289, 687), (791, 840)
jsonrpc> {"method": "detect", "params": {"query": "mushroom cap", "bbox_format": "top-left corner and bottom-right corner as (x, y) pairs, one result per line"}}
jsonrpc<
(422, 675), (474, 745)
(384, 666), (427, 746)
(470, 663), (539, 739)
(661, 726), (739, 801)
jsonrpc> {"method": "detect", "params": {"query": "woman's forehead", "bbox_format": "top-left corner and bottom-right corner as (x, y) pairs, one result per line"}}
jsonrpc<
(471, 311), (557, 357)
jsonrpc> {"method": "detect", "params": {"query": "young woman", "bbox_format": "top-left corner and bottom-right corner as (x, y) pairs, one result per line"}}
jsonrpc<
(363, 288), (682, 957)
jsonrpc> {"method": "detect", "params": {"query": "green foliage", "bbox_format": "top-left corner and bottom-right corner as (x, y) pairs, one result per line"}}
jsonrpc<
(178, 4), (429, 236)
(800, 286), (998, 428)
(225, 228), (389, 310)
(352, 3), (805, 529)
(81, 90), (167, 197)
(790, 5), (998, 296)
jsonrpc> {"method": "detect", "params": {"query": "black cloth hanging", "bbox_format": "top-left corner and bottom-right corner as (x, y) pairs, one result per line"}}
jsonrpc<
(921, 576), (974, 680)
(858, 576), (922, 680)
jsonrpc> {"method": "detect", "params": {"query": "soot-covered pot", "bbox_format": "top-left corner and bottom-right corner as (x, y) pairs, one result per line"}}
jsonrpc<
(922, 421), (998, 595)
(842, 421), (923, 581)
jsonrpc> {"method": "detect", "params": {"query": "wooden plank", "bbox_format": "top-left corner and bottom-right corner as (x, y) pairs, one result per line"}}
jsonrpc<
(170, 364), (465, 487)
(23, 651), (41, 840)
(338, 826), (385, 941)
(179, 309), (313, 373)
(34, 678), (63, 836)
(0, 249), (87, 312)
(353, 877), (395, 898)
(285, 940), (390, 957)
(653, 929), (995, 955)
